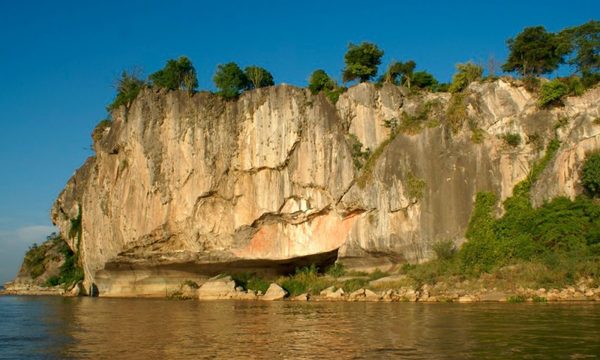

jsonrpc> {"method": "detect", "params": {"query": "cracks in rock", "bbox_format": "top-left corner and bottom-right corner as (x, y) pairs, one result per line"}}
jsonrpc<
(249, 204), (333, 229)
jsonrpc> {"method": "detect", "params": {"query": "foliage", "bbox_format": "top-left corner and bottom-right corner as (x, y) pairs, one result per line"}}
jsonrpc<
(277, 265), (333, 296)
(538, 80), (569, 107)
(46, 235), (84, 287)
(502, 132), (522, 147)
(107, 71), (145, 111)
(582, 151), (600, 197)
(523, 76), (541, 93)
(308, 69), (336, 94)
(432, 240), (456, 261)
(69, 210), (82, 241)
(24, 243), (47, 279)
(92, 119), (112, 143)
(342, 42), (384, 83)
(382, 60), (415, 87)
(398, 100), (441, 135)
(411, 71), (439, 89)
(537, 77), (585, 108)
(502, 26), (568, 77)
(446, 93), (468, 133)
(244, 66), (274, 89)
(449, 62), (483, 93)
(213, 62), (249, 99)
(356, 137), (393, 188)
(325, 263), (346, 278)
(348, 134), (371, 169)
(559, 20), (600, 82)
(149, 56), (198, 93)
(507, 295), (526, 303)
(342, 278), (369, 292)
(231, 272), (270, 294)
(406, 172), (426, 200)
(368, 269), (389, 281)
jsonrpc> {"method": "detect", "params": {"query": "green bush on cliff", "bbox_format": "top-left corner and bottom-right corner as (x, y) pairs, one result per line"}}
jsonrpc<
(582, 151), (600, 197)
(24, 243), (47, 279)
(149, 56), (198, 93)
(448, 62), (483, 93)
(46, 238), (84, 287)
(107, 71), (145, 111)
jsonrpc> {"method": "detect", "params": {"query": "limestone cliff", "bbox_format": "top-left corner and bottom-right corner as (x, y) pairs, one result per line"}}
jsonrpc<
(50, 80), (600, 296)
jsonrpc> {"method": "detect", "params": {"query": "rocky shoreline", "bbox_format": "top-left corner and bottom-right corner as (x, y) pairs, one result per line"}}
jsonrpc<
(3, 275), (600, 303)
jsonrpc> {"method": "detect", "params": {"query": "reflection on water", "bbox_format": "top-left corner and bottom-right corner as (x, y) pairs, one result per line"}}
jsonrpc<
(1, 296), (599, 359)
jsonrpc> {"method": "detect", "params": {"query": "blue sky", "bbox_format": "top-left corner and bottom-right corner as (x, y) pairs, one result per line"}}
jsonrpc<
(0, 0), (597, 284)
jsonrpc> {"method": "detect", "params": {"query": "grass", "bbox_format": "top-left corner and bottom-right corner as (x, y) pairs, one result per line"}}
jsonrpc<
(406, 172), (427, 200)
(446, 92), (468, 133)
(507, 295), (526, 303)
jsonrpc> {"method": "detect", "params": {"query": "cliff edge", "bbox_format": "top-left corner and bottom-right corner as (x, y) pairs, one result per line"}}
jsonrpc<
(48, 80), (600, 296)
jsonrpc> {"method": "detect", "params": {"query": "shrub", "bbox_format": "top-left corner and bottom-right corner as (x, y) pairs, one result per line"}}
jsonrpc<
(406, 172), (426, 200)
(342, 278), (369, 292)
(449, 62), (483, 93)
(24, 243), (46, 279)
(502, 133), (522, 147)
(538, 79), (569, 107)
(107, 71), (145, 111)
(149, 56), (198, 93)
(582, 151), (600, 197)
(277, 265), (333, 296)
(446, 93), (468, 133)
(432, 240), (456, 261)
(325, 263), (346, 278)
(368, 269), (389, 281)
(507, 295), (526, 303)
(348, 134), (371, 169)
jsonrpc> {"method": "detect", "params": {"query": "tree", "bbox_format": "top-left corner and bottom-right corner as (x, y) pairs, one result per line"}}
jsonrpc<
(244, 66), (274, 89)
(308, 69), (335, 94)
(149, 56), (198, 93)
(502, 26), (567, 77)
(449, 62), (483, 93)
(582, 151), (600, 197)
(411, 70), (438, 89)
(213, 62), (249, 99)
(342, 42), (384, 83)
(559, 20), (600, 86)
(107, 70), (145, 111)
(383, 60), (416, 87)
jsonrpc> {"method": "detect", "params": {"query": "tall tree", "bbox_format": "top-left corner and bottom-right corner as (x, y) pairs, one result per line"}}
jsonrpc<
(244, 66), (275, 89)
(149, 56), (198, 93)
(502, 26), (567, 77)
(342, 42), (384, 83)
(559, 20), (600, 84)
(213, 62), (250, 99)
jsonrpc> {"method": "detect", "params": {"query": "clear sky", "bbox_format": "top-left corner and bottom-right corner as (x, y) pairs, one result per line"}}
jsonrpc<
(0, 0), (597, 284)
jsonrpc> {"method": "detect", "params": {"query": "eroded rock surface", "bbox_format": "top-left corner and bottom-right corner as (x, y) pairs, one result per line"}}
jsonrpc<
(49, 81), (600, 296)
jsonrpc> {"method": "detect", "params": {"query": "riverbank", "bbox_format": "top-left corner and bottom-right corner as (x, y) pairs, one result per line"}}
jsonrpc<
(4, 272), (600, 303)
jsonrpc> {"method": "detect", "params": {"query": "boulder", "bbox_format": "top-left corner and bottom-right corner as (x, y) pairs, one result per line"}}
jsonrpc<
(292, 293), (309, 301)
(197, 276), (236, 300)
(261, 283), (287, 301)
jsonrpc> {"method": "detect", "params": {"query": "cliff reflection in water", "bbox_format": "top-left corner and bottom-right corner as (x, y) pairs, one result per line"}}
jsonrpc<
(2, 296), (599, 359)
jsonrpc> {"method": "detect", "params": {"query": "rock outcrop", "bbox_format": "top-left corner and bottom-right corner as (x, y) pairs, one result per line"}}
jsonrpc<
(48, 80), (600, 297)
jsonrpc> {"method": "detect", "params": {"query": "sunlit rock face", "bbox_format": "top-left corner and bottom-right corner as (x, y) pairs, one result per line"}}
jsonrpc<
(51, 81), (600, 296)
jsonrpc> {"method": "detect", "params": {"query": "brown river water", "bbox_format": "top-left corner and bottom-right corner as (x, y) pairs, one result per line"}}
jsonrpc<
(1, 295), (599, 359)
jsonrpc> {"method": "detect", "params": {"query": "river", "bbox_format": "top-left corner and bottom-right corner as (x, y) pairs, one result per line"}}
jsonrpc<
(0, 296), (599, 359)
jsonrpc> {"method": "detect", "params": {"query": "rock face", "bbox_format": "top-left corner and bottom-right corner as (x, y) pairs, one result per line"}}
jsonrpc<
(49, 80), (600, 297)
